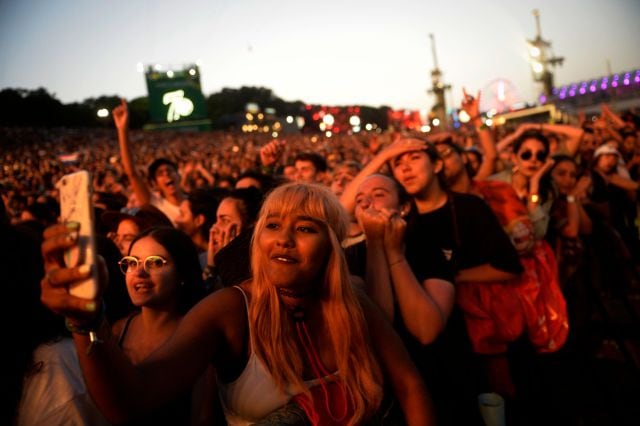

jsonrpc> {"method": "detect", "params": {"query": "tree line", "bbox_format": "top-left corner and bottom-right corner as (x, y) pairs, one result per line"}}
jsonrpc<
(0, 87), (390, 131)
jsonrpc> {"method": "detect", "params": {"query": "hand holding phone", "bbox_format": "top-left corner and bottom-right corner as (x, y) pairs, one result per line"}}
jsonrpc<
(56, 170), (99, 299)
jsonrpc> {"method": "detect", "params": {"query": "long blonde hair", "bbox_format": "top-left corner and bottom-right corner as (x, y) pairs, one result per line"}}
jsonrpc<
(249, 183), (383, 424)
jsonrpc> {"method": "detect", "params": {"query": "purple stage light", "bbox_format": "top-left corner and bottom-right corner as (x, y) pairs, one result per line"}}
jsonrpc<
(579, 88), (586, 94)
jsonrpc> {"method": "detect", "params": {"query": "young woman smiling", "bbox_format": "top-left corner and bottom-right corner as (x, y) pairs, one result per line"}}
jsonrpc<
(40, 183), (434, 425)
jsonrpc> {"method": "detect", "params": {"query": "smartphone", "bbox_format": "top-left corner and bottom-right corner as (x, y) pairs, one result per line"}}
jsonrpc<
(56, 170), (99, 299)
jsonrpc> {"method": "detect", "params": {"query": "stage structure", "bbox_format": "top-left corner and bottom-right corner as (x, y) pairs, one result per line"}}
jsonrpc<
(526, 9), (563, 98)
(541, 69), (640, 115)
(427, 34), (451, 129)
(143, 63), (211, 131)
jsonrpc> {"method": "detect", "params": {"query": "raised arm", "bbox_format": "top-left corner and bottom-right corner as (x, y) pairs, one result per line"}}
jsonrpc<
(540, 122), (585, 157)
(40, 224), (237, 423)
(259, 139), (286, 174)
(601, 103), (626, 129)
(383, 211), (454, 345)
(355, 207), (395, 320)
(495, 123), (531, 153)
(340, 139), (428, 214)
(461, 88), (497, 180)
(113, 99), (151, 205)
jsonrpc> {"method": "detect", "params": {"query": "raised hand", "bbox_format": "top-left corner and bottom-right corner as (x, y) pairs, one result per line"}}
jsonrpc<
(381, 208), (407, 261)
(112, 99), (129, 131)
(260, 139), (285, 168)
(207, 222), (239, 264)
(572, 175), (592, 201)
(355, 207), (387, 242)
(461, 87), (481, 123)
(380, 138), (428, 162)
(40, 223), (107, 321)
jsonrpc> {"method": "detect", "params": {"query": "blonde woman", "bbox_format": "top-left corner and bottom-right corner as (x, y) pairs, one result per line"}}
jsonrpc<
(40, 183), (433, 425)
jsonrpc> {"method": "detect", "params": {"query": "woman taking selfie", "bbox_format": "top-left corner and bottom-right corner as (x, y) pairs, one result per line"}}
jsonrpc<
(40, 183), (434, 425)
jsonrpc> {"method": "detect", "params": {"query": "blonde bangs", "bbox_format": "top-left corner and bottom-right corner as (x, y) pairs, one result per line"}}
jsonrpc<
(248, 183), (383, 424)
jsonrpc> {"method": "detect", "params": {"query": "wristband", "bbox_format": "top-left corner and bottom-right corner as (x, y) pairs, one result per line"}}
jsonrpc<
(65, 300), (107, 355)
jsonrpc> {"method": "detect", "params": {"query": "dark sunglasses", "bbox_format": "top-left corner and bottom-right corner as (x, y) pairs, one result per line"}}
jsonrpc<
(519, 150), (547, 162)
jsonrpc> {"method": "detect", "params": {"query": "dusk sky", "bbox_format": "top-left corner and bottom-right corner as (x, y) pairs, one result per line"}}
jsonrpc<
(1, 0), (639, 112)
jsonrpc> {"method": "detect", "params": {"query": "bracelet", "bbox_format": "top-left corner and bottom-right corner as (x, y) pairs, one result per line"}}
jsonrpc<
(65, 300), (107, 355)
(388, 258), (405, 268)
(202, 264), (217, 280)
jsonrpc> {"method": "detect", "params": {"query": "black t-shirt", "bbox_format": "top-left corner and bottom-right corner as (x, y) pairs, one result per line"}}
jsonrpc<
(405, 191), (523, 277)
(345, 238), (453, 283)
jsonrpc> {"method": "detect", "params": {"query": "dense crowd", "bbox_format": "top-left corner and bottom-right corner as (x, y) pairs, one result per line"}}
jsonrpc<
(4, 95), (640, 426)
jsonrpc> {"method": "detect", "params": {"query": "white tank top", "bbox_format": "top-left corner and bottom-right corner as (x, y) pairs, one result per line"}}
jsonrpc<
(216, 286), (294, 425)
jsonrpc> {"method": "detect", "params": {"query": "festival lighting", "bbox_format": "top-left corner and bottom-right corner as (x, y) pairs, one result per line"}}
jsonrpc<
(272, 132), (278, 138)
(365, 123), (373, 131)
(97, 108), (109, 118)
(325, 131), (333, 138)
(529, 46), (541, 58)
(432, 118), (441, 126)
(188, 68), (196, 76)
(167, 70), (174, 78)
(349, 115), (361, 126)
(322, 114), (335, 127)
(286, 115), (294, 123)
(545, 68), (640, 103)
(421, 125), (431, 133)
(458, 110), (471, 123)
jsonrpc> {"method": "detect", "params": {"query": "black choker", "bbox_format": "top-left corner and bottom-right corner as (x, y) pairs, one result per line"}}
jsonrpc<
(276, 287), (312, 299)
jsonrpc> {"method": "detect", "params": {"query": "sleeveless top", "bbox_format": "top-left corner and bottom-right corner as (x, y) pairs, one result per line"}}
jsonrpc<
(117, 311), (193, 426)
(217, 286), (329, 425)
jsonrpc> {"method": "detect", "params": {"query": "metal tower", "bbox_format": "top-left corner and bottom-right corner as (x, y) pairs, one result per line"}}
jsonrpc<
(428, 33), (451, 127)
(526, 9), (564, 97)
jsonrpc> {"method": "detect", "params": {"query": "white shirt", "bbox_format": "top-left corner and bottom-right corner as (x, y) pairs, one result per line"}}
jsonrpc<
(17, 339), (110, 426)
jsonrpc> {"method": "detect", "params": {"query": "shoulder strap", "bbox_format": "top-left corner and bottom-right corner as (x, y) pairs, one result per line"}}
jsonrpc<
(117, 312), (139, 348)
(232, 285), (254, 352)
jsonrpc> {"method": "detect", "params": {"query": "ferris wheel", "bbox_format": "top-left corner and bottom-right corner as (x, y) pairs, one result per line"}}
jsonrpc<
(480, 78), (521, 114)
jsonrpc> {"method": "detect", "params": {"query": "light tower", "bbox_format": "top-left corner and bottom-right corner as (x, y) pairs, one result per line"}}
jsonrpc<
(428, 33), (451, 127)
(527, 9), (564, 98)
